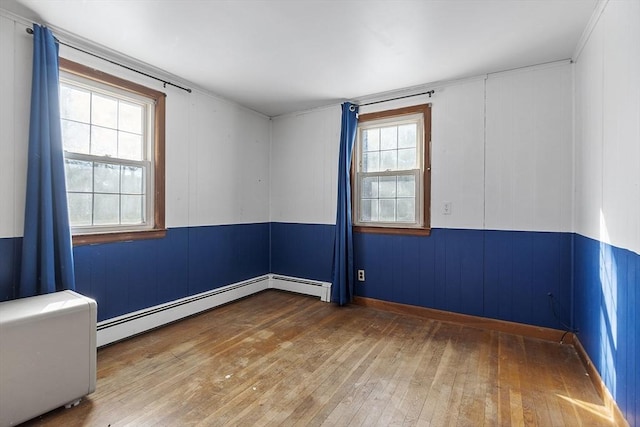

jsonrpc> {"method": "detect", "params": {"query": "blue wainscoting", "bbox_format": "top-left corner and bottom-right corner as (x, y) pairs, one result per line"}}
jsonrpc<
(269, 222), (335, 282)
(483, 230), (573, 328)
(1, 223), (270, 322)
(268, 223), (573, 330)
(0, 237), (21, 301)
(0, 225), (574, 328)
(353, 229), (485, 318)
(574, 234), (639, 426)
(354, 228), (573, 330)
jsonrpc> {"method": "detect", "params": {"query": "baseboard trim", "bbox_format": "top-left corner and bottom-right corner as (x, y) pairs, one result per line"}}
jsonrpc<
(96, 274), (331, 347)
(353, 296), (628, 425)
(353, 296), (571, 343)
(573, 337), (629, 427)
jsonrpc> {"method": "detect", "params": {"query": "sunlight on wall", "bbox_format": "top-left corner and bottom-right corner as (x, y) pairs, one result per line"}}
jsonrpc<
(598, 210), (618, 398)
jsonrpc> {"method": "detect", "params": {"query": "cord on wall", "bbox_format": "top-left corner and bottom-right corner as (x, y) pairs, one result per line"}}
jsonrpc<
(547, 292), (578, 343)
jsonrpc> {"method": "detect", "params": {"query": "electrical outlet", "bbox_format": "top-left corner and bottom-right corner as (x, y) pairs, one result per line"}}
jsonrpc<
(357, 270), (365, 281)
(443, 202), (452, 215)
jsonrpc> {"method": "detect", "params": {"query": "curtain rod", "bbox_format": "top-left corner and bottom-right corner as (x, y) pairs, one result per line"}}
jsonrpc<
(354, 89), (434, 110)
(26, 27), (192, 93)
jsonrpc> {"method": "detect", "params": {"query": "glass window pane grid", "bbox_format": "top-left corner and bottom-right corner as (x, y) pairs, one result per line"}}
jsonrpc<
(61, 79), (148, 229)
(65, 156), (147, 227)
(360, 123), (419, 173)
(60, 71), (155, 235)
(358, 171), (418, 224)
(355, 112), (426, 228)
(62, 81), (146, 163)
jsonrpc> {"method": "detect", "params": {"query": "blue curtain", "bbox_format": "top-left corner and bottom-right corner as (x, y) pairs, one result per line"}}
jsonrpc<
(19, 25), (75, 297)
(331, 102), (358, 305)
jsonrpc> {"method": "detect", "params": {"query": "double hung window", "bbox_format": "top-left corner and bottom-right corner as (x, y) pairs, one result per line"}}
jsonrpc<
(59, 58), (166, 244)
(353, 104), (431, 235)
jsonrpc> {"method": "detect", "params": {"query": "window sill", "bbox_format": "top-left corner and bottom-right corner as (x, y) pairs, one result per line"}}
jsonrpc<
(353, 225), (431, 237)
(72, 228), (167, 246)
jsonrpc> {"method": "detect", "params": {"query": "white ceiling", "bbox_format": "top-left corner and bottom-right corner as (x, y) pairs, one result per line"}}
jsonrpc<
(4, 0), (597, 117)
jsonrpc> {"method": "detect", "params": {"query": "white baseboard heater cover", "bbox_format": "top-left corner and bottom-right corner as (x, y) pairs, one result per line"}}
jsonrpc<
(0, 290), (97, 427)
(96, 274), (332, 347)
(269, 275), (332, 302)
(97, 275), (271, 347)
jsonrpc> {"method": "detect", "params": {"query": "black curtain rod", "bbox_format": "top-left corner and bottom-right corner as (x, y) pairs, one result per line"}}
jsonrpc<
(26, 27), (192, 93)
(358, 89), (434, 108)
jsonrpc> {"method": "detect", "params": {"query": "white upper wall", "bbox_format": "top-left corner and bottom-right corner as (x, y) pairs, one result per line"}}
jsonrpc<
(270, 106), (341, 224)
(270, 63), (574, 233)
(355, 79), (487, 230)
(0, 12), (271, 238)
(4, 4), (623, 240)
(431, 79), (486, 229)
(485, 63), (573, 232)
(574, 0), (640, 253)
(0, 14), (31, 239)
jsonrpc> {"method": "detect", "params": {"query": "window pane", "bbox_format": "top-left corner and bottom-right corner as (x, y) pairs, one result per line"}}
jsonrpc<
(398, 124), (417, 148)
(380, 126), (397, 150)
(380, 150), (397, 171)
(94, 194), (120, 225)
(398, 148), (416, 170)
(121, 166), (144, 194)
(60, 66), (160, 238)
(67, 193), (92, 226)
(61, 120), (90, 154)
(363, 129), (379, 152)
(363, 152), (380, 172)
(397, 175), (416, 197)
(65, 159), (93, 192)
(361, 199), (378, 222)
(91, 93), (118, 128)
(355, 108), (427, 228)
(60, 85), (90, 123)
(379, 176), (397, 198)
(397, 198), (415, 222)
(121, 195), (144, 224)
(91, 126), (118, 157)
(119, 101), (143, 134)
(119, 132), (143, 160)
(361, 176), (378, 198)
(379, 199), (396, 221)
(94, 163), (120, 194)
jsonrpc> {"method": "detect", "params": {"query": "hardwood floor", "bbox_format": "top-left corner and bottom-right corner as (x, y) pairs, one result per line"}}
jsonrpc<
(24, 290), (618, 426)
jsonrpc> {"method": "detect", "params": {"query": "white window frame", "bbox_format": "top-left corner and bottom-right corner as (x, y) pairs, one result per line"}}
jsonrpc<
(353, 104), (431, 234)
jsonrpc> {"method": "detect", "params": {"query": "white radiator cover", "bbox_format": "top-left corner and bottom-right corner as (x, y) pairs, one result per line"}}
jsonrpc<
(96, 274), (332, 347)
(0, 290), (97, 427)
(270, 275), (332, 302)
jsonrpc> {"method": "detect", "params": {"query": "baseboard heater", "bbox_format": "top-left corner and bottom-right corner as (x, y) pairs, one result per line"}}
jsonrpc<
(96, 274), (332, 347)
(269, 274), (332, 302)
(0, 290), (97, 427)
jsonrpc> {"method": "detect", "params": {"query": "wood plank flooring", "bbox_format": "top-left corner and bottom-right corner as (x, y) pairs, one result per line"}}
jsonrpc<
(24, 290), (619, 426)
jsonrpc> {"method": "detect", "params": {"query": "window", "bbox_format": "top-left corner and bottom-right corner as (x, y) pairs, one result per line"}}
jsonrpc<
(59, 58), (166, 245)
(353, 104), (431, 235)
